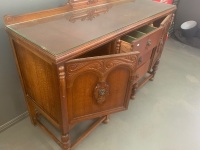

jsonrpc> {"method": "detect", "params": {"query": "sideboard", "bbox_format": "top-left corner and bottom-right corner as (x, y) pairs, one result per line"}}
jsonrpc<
(4, 0), (176, 149)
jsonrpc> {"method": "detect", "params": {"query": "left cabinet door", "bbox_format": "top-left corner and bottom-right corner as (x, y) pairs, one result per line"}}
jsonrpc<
(64, 52), (139, 123)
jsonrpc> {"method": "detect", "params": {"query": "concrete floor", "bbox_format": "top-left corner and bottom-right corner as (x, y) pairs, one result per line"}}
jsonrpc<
(1, 38), (200, 150)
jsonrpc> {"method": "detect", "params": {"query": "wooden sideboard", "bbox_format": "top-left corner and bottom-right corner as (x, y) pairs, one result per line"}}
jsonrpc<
(4, 0), (176, 149)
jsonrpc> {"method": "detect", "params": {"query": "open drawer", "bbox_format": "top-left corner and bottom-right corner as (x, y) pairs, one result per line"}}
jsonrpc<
(64, 50), (139, 123)
(121, 25), (163, 55)
(120, 14), (173, 55)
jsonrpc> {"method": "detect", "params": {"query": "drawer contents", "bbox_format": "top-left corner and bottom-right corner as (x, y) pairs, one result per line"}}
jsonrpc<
(121, 35), (136, 43)
(138, 25), (157, 33)
(129, 30), (145, 39)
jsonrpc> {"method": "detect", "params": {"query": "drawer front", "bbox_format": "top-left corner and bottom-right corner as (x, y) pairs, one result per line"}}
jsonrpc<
(137, 49), (152, 68)
(131, 27), (163, 55)
(120, 41), (152, 68)
(135, 60), (150, 83)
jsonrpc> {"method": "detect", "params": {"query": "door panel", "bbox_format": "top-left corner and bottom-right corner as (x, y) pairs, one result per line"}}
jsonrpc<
(64, 52), (139, 123)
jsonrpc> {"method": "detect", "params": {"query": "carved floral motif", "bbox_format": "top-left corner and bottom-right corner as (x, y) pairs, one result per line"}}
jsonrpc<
(94, 82), (109, 104)
(65, 54), (137, 88)
(69, 5), (111, 22)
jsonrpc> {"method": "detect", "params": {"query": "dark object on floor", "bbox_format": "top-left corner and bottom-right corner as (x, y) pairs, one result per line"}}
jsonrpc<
(174, 29), (200, 49)
(181, 21), (198, 38)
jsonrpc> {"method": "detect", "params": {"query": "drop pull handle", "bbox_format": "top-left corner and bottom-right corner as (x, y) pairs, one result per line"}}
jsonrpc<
(135, 74), (139, 79)
(146, 39), (152, 46)
(138, 57), (143, 65)
(99, 89), (106, 96)
(94, 82), (109, 104)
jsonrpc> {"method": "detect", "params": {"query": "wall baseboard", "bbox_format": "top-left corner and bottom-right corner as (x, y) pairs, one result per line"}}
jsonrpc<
(0, 111), (28, 133)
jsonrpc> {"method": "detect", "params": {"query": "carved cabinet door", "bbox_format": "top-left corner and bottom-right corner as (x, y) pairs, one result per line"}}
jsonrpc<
(64, 52), (139, 123)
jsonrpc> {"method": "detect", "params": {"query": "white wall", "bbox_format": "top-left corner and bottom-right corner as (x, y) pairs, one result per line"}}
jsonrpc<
(0, 0), (66, 126)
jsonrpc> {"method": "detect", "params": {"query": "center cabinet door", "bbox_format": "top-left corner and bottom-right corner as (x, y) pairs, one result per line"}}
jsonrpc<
(64, 52), (139, 123)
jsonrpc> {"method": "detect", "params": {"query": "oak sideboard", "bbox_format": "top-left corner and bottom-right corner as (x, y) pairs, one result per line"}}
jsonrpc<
(4, 0), (176, 149)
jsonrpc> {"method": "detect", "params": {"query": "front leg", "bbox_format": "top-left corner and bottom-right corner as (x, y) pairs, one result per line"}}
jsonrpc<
(150, 59), (160, 81)
(131, 83), (138, 100)
(103, 115), (110, 124)
(61, 134), (71, 150)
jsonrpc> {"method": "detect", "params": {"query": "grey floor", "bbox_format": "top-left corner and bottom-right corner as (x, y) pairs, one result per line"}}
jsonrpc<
(1, 38), (200, 150)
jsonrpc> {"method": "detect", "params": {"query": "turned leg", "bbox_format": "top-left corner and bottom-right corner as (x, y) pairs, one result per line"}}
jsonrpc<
(150, 59), (160, 81)
(131, 83), (138, 100)
(103, 115), (110, 124)
(61, 134), (71, 150)
(116, 38), (121, 54)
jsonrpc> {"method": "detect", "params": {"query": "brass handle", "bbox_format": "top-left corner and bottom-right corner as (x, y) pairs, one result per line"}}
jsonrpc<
(135, 74), (139, 79)
(94, 82), (109, 104)
(138, 57), (142, 65)
(146, 39), (152, 46)
(98, 89), (106, 96)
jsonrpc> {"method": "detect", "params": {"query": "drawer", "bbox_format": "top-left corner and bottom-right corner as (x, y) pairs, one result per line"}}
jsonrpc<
(135, 60), (150, 83)
(120, 25), (163, 55)
(121, 40), (132, 53)
(134, 26), (163, 52)
(120, 36), (135, 53)
(137, 49), (152, 68)
(121, 38), (153, 68)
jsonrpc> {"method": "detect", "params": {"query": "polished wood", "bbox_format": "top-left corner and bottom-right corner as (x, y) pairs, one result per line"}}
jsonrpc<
(65, 52), (138, 124)
(4, 0), (176, 149)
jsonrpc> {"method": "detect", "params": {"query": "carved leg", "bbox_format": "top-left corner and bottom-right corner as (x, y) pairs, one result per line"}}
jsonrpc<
(103, 115), (110, 124)
(26, 97), (37, 125)
(150, 59), (160, 81)
(131, 83), (138, 100)
(61, 134), (71, 150)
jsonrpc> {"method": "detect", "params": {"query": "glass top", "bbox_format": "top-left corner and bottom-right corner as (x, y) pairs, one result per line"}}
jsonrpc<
(7, 0), (175, 56)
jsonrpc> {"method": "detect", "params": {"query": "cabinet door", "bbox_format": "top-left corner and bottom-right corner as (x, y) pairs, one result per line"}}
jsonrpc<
(64, 52), (138, 123)
(151, 14), (173, 68)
